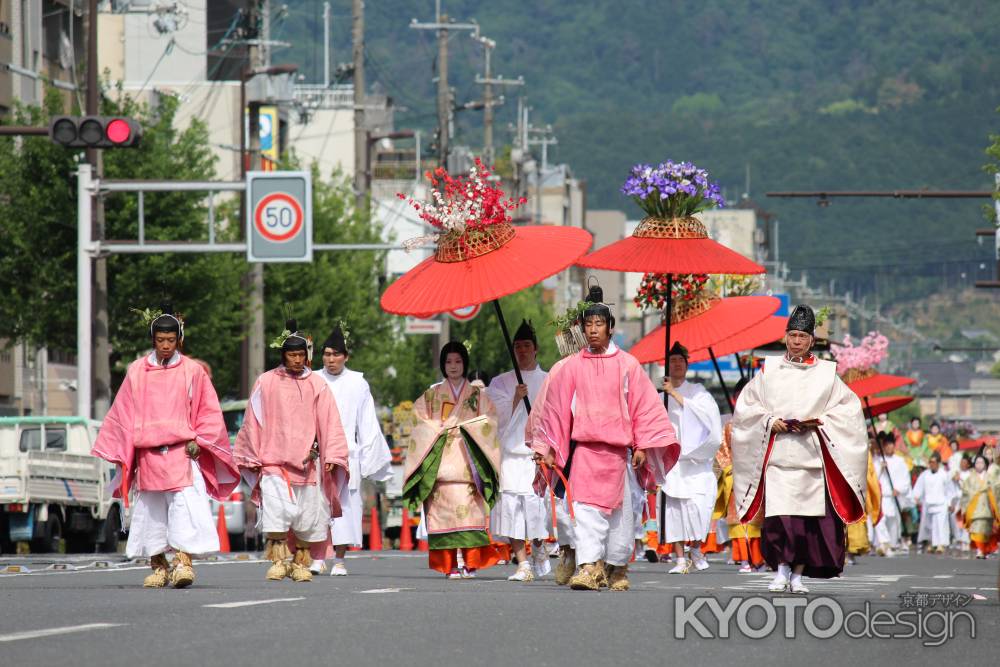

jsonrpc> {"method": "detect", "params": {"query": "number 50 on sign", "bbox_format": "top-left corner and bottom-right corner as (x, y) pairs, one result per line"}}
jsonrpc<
(246, 171), (312, 263)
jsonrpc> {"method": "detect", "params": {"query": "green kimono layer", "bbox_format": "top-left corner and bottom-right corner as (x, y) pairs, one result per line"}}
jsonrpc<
(403, 427), (499, 549)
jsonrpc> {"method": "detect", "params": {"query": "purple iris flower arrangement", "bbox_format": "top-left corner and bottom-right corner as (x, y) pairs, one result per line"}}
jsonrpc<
(621, 161), (725, 219)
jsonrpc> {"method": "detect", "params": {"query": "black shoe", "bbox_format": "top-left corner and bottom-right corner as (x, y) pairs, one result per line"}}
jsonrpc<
(644, 549), (659, 563)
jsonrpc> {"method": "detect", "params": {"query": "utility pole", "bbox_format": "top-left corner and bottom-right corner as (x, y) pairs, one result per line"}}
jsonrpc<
(243, 0), (266, 396)
(85, 0), (111, 419)
(352, 0), (366, 209)
(323, 2), (331, 88)
(527, 124), (557, 224)
(473, 36), (523, 166)
(410, 3), (478, 169)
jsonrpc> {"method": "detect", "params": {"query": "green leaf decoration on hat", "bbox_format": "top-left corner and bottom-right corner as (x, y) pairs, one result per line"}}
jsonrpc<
(269, 329), (293, 349)
(130, 306), (163, 330)
(338, 319), (351, 349)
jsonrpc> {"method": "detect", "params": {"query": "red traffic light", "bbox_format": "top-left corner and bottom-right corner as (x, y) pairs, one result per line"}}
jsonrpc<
(106, 118), (132, 144)
(48, 116), (142, 148)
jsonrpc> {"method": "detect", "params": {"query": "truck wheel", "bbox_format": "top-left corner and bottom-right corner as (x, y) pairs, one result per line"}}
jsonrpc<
(31, 513), (63, 554)
(98, 508), (122, 554)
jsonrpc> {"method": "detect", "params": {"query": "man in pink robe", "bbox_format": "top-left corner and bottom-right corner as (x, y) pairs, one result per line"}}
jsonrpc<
(92, 306), (239, 589)
(233, 319), (349, 583)
(534, 286), (680, 591)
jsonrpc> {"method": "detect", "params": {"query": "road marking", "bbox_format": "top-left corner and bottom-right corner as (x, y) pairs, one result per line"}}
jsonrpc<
(0, 623), (125, 643)
(203, 597), (305, 609)
(0, 559), (269, 579)
(358, 587), (414, 594)
(933, 575), (954, 579)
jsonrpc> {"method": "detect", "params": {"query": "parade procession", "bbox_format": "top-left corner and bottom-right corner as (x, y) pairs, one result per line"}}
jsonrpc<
(1, 2), (998, 666)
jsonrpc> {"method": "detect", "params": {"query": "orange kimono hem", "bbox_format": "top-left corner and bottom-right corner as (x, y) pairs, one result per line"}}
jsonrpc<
(428, 544), (506, 574)
(731, 536), (763, 566)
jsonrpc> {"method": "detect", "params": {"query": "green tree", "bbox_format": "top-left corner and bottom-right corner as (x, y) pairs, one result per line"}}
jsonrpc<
(0, 88), (246, 396)
(262, 168), (437, 407)
(448, 287), (560, 383)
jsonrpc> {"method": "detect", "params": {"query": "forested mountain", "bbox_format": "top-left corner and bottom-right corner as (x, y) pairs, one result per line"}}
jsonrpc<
(278, 0), (1000, 305)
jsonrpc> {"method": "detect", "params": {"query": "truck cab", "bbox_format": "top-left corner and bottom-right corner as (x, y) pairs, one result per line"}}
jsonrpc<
(0, 417), (123, 554)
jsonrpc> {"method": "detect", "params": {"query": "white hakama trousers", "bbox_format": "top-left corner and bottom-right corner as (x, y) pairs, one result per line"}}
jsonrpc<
(873, 513), (902, 548)
(547, 494), (575, 547)
(495, 491), (549, 541)
(917, 506), (951, 547)
(573, 469), (634, 567)
(126, 461), (218, 558)
(329, 483), (363, 547)
(489, 500), (507, 544)
(260, 474), (330, 543)
(660, 491), (713, 544)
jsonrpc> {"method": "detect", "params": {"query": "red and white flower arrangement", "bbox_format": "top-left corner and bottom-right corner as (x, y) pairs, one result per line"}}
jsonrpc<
(397, 158), (527, 250)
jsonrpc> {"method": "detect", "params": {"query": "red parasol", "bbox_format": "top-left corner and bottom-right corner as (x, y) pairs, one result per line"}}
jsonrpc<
(687, 315), (787, 364)
(629, 296), (780, 365)
(957, 437), (997, 452)
(579, 217), (765, 275)
(380, 223), (592, 412)
(578, 216), (765, 402)
(862, 394), (914, 418)
(848, 374), (916, 399)
(381, 225), (592, 315)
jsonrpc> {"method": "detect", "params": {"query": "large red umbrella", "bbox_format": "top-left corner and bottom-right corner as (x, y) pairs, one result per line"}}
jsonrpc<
(848, 373), (916, 399)
(687, 315), (787, 364)
(578, 216), (765, 392)
(863, 395), (914, 418)
(381, 223), (593, 411)
(630, 296), (780, 364)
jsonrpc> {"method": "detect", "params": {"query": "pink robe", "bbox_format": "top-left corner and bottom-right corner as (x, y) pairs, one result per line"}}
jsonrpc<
(92, 353), (239, 502)
(233, 367), (349, 518)
(534, 346), (680, 511)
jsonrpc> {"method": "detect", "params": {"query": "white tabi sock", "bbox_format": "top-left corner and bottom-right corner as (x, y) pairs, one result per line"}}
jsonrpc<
(790, 573), (803, 586)
(777, 563), (791, 579)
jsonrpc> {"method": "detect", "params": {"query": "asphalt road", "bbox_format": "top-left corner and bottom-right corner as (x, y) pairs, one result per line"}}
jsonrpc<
(1, 550), (996, 667)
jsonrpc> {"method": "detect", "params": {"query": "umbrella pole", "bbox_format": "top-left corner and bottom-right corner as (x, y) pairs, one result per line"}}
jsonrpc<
(866, 396), (904, 520)
(709, 347), (733, 414)
(734, 353), (745, 380)
(662, 274), (673, 407)
(492, 299), (531, 412)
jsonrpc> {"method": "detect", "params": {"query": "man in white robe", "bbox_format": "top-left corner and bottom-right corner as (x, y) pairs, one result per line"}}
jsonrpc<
(732, 305), (868, 594)
(659, 342), (722, 574)
(316, 324), (393, 575)
(873, 435), (913, 556)
(486, 320), (550, 582)
(914, 453), (955, 553)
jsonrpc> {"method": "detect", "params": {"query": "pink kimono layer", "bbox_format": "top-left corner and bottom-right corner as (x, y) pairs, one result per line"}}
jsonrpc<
(233, 367), (349, 518)
(92, 353), (239, 502)
(534, 346), (680, 512)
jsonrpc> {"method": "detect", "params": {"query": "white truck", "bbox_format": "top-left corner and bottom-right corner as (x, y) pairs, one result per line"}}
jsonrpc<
(0, 416), (124, 554)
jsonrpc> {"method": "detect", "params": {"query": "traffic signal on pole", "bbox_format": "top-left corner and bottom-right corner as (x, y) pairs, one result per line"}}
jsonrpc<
(48, 116), (142, 149)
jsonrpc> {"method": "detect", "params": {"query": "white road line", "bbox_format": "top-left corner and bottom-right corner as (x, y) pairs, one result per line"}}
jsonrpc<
(0, 559), (269, 579)
(933, 575), (954, 579)
(0, 623), (125, 643)
(357, 587), (414, 594)
(203, 597), (306, 609)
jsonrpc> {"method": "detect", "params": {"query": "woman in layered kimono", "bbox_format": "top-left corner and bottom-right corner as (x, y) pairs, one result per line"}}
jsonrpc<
(961, 455), (1000, 558)
(403, 341), (504, 578)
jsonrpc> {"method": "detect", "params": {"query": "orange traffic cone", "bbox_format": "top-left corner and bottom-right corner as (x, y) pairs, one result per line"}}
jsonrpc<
(216, 506), (230, 553)
(369, 507), (383, 551)
(399, 508), (414, 551)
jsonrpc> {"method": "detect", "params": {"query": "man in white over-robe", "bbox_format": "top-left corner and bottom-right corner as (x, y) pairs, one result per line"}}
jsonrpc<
(732, 305), (868, 594)
(873, 435), (913, 556)
(315, 324), (393, 575)
(914, 453), (955, 553)
(659, 341), (722, 574)
(487, 320), (550, 582)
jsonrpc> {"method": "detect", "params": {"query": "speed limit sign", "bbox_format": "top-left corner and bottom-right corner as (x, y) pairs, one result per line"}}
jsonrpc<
(246, 171), (312, 262)
(255, 193), (303, 242)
